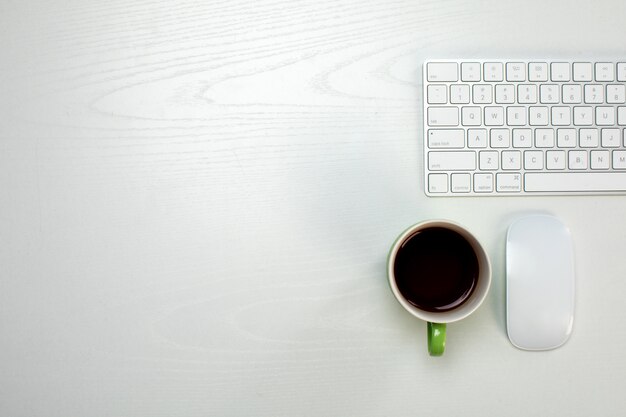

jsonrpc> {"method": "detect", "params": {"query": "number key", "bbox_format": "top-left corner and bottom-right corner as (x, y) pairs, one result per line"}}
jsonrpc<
(495, 84), (515, 103)
(473, 84), (493, 104)
(540, 84), (559, 103)
(450, 84), (470, 104)
(584, 84), (604, 104)
(607, 84), (626, 104)
(562, 84), (582, 103)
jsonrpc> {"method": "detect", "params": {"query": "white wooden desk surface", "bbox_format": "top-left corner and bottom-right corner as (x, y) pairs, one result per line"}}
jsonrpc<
(2, 1), (626, 415)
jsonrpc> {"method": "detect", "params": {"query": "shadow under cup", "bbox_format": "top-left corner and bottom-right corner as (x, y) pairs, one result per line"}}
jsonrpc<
(387, 220), (491, 356)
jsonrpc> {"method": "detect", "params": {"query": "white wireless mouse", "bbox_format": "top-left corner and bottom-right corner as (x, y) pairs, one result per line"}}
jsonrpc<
(506, 215), (575, 350)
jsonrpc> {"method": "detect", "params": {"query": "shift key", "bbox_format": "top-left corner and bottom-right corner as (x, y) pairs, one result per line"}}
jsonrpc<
(428, 151), (476, 171)
(427, 107), (459, 126)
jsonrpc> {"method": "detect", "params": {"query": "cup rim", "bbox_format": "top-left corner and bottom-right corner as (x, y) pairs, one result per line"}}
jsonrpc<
(387, 219), (492, 323)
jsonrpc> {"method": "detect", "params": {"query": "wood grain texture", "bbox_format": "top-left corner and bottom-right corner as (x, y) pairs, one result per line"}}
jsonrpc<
(2, 0), (626, 416)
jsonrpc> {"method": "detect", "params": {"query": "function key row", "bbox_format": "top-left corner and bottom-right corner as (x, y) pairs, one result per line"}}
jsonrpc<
(427, 62), (626, 83)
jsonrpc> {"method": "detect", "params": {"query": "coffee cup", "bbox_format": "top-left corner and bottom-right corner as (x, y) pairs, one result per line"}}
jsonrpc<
(387, 220), (491, 356)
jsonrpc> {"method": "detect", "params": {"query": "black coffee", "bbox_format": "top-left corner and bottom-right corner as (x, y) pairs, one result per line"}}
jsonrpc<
(394, 227), (479, 312)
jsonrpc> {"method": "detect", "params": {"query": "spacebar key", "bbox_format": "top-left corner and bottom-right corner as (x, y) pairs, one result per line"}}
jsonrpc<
(525, 172), (626, 192)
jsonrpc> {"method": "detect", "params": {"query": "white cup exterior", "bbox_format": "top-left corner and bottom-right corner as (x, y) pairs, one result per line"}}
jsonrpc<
(387, 220), (491, 324)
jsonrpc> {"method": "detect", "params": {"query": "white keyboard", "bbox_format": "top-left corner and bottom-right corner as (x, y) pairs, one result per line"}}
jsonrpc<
(423, 60), (626, 196)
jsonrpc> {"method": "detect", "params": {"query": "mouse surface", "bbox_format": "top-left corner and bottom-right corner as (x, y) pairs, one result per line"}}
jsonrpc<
(506, 215), (575, 350)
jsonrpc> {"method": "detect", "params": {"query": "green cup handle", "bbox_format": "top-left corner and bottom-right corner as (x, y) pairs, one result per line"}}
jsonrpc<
(427, 322), (446, 356)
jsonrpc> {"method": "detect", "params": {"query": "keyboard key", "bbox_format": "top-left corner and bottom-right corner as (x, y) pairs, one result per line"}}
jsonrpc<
(450, 84), (470, 104)
(546, 150), (566, 170)
(484, 106), (504, 126)
(506, 62), (526, 81)
(467, 129), (487, 148)
(551, 106), (571, 126)
(507, 107), (527, 126)
(551, 62), (571, 81)
(535, 128), (555, 148)
(513, 129), (533, 148)
(569, 150), (588, 169)
(427, 107), (459, 126)
(562, 84), (582, 103)
(525, 172), (626, 192)
(496, 173), (522, 192)
(427, 85), (447, 104)
(490, 128), (510, 148)
(584, 84), (604, 103)
(427, 129), (465, 148)
(529, 106), (549, 126)
(618, 63), (626, 82)
(579, 129), (599, 147)
(473, 84), (493, 104)
(524, 150), (544, 170)
(518, 84), (538, 103)
(528, 62), (548, 81)
(479, 151), (499, 170)
(557, 128), (577, 148)
(573, 62), (593, 81)
(524, 151), (543, 170)
(596, 106), (615, 125)
(461, 106), (482, 126)
(428, 151), (476, 171)
(428, 173), (449, 193)
(451, 173), (471, 193)
(473, 173), (493, 192)
(606, 84), (626, 104)
(427, 62), (458, 82)
(461, 62), (481, 81)
(495, 84), (515, 103)
(595, 62), (614, 81)
(601, 128), (620, 147)
(502, 150), (522, 170)
(619, 107), (626, 125)
(613, 150), (626, 168)
(540, 84), (559, 103)
(573, 106), (593, 126)
(484, 62), (504, 81)
(591, 150), (610, 169)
